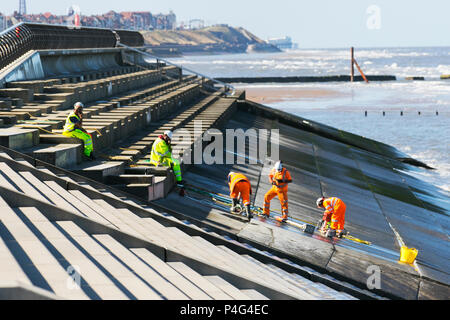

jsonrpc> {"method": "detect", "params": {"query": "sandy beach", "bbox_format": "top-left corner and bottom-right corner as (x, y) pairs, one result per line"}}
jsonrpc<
(241, 86), (347, 104)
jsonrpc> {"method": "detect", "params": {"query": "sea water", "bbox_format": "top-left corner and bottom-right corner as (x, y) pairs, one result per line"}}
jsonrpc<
(166, 47), (450, 197)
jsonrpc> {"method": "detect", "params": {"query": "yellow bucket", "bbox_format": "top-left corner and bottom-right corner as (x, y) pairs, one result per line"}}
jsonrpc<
(400, 246), (418, 264)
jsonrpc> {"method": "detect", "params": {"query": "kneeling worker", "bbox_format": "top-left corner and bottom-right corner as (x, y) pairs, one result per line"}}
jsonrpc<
(228, 172), (252, 221)
(263, 161), (292, 223)
(150, 130), (184, 187)
(63, 102), (95, 160)
(316, 196), (347, 238)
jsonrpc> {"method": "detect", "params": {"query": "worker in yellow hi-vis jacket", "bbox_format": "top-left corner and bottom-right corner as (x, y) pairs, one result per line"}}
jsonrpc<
(149, 130), (184, 187)
(62, 102), (95, 160)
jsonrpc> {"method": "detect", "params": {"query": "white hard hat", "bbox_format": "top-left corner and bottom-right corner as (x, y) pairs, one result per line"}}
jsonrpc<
(274, 161), (283, 171)
(316, 197), (325, 207)
(164, 130), (173, 140)
(74, 101), (84, 109)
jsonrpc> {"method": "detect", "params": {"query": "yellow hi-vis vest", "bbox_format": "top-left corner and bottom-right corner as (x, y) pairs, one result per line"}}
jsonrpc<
(150, 137), (172, 166)
(63, 111), (80, 133)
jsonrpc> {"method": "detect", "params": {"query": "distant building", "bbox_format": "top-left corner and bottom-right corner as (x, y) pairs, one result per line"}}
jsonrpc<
(0, 13), (6, 32)
(267, 36), (297, 50)
(0, 10), (176, 31)
(153, 11), (176, 30)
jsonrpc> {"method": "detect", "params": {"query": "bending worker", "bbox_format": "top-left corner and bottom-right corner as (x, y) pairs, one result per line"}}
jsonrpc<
(63, 102), (95, 160)
(316, 196), (347, 238)
(228, 171), (252, 221)
(263, 161), (292, 222)
(150, 130), (184, 187)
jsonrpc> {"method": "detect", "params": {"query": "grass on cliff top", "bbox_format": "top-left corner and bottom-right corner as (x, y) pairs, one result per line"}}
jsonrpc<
(141, 25), (264, 46)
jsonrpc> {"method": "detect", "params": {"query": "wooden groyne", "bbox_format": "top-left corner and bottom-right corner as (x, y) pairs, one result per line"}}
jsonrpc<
(216, 75), (396, 83)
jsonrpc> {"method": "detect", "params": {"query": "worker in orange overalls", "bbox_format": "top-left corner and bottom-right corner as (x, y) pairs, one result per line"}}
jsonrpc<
(228, 172), (252, 221)
(316, 196), (347, 238)
(263, 161), (292, 223)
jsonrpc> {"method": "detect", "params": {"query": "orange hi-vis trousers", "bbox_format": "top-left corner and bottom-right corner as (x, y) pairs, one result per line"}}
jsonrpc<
(230, 180), (251, 206)
(264, 185), (288, 217)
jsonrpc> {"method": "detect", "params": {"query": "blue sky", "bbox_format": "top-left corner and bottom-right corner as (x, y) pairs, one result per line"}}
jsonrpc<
(2, 0), (449, 48)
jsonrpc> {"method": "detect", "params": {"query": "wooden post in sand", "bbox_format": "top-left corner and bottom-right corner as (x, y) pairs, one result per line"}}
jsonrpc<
(351, 47), (369, 83)
(351, 47), (355, 82)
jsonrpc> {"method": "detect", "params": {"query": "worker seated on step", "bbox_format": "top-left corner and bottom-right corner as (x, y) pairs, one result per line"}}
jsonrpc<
(228, 171), (252, 220)
(263, 161), (292, 223)
(62, 102), (95, 160)
(316, 196), (347, 238)
(149, 130), (184, 187)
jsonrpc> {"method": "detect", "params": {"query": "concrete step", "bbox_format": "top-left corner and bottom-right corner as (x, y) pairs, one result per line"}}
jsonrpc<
(168, 262), (233, 300)
(215, 244), (316, 300)
(52, 221), (129, 299)
(33, 93), (74, 102)
(105, 174), (154, 185)
(110, 184), (151, 199)
(267, 263), (349, 300)
(0, 235), (32, 287)
(0, 163), (48, 202)
(17, 172), (81, 215)
(67, 190), (123, 228)
(54, 217), (161, 300)
(90, 200), (145, 235)
(149, 176), (172, 201)
(0, 128), (39, 149)
(71, 161), (125, 182)
(21, 104), (55, 113)
(93, 234), (189, 300)
(0, 111), (30, 121)
(15, 124), (53, 132)
(21, 143), (82, 168)
(0, 99), (13, 110)
(240, 289), (269, 300)
(0, 88), (34, 103)
(0, 114), (17, 125)
(0, 205), (89, 299)
(7, 79), (61, 94)
(16, 120), (63, 130)
(131, 248), (213, 300)
(38, 134), (83, 145)
(204, 276), (252, 300)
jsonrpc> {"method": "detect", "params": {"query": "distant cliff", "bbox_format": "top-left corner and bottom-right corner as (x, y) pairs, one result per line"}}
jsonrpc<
(140, 25), (280, 56)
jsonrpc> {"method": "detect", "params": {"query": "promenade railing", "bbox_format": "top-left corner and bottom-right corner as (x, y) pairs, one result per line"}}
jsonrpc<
(0, 22), (144, 71)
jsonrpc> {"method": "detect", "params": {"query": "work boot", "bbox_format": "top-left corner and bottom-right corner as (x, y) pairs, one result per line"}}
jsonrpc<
(177, 180), (186, 188)
(326, 229), (336, 238)
(84, 153), (96, 161)
(275, 215), (288, 223)
(230, 198), (239, 213)
(245, 205), (252, 222)
(336, 229), (348, 238)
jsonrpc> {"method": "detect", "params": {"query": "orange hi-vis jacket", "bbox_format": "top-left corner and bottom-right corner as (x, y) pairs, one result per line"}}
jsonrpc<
(228, 173), (252, 206)
(269, 167), (292, 191)
(322, 197), (346, 230)
(264, 168), (292, 217)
